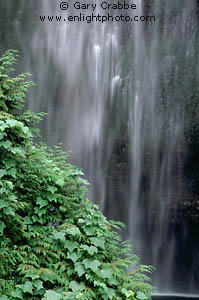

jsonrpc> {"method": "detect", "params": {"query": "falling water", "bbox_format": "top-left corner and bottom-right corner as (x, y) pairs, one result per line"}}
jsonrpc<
(1, 0), (199, 293)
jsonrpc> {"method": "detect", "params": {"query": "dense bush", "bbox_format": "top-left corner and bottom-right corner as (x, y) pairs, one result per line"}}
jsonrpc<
(0, 50), (153, 300)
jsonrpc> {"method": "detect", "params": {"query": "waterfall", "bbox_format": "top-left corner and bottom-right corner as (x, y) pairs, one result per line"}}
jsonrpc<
(1, 0), (199, 293)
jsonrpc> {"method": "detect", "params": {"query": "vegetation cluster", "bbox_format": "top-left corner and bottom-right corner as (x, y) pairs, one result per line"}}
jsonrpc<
(0, 50), (153, 300)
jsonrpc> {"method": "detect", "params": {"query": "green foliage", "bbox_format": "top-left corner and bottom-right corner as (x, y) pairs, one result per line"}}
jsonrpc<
(0, 50), (154, 299)
(0, 50), (33, 112)
(0, 49), (46, 128)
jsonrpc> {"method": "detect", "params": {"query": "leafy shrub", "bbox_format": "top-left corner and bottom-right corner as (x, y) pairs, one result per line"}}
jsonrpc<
(0, 50), (154, 300)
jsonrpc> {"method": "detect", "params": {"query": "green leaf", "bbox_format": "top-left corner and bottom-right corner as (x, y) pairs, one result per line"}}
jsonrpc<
(11, 289), (23, 299)
(82, 259), (101, 272)
(0, 200), (8, 209)
(23, 281), (33, 294)
(33, 279), (43, 290)
(93, 280), (106, 288)
(64, 240), (78, 252)
(74, 262), (86, 277)
(0, 121), (7, 130)
(6, 119), (19, 127)
(0, 169), (6, 178)
(0, 132), (6, 140)
(99, 267), (113, 279)
(0, 221), (5, 234)
(106, 288), (115, 299)
(36, 197), (48, 208)
(11, 147), (25, 157)
(43, 290), (62, 300)
(1, 140), (12, 149)
(21, 126), (30, 134)
(53, 231), (66, 242)
(55, 178), (64, 187)
(66, 225), (81, 236)
(24, 216), (33, 225)
(136, 292), (148, 300)
(40, 269), (56, 283)
(69, 281), (85, 292)
(4, 206), (15, 216)
(77, 177), (90, 185)
(0, 295), (9, 300)
(0, 187), (7, 194)
(90, 237), (105, 249)
(81, 245), (98, 255)
(5, 180), (14, 190)
(83, 225), (96, 236)
(69, 167), (84, 176)
(67, 251), (78, 263)
(7, 167), (16, 178)
(122, 288), (135, 298)
(25, 270), (40, 280)
(4, 159), (16, 169)
(32, 215), (41, 223)
(77, 218), (85, 224)
(47, 186), (57, 194)
(0, 100), (8, 112)
(47, 193), (57, 202)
